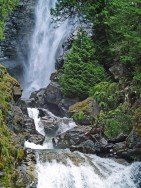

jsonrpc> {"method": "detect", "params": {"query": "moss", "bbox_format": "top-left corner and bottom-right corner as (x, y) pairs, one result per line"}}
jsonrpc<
(0, 66), (23, 187)
(133, 107), (141, 137)
(16, 149), (25, 162)
(69, 98), (93, 113)
(69, 97), (100, 125)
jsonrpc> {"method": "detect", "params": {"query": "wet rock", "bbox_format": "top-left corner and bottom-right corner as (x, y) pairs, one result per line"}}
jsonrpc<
(55, 56), (64, 70)
(58, 97), (79, 116)
(29, 81), (79, 116)
(40, 117), (59, 136)
(16, 149), (37, 188)
(55, 126), (92, 149)
(50, 72), (59, 82)
(71, 140), (96, 154)
(0, 0), (36, 58)
(44, 82), (63, 105)
(23, 116), (36, 134)
(38, 150), (86, 166)
(12, 106), (24, 133)
(27, 134), (45, 145)
(108, 133), (128, 144)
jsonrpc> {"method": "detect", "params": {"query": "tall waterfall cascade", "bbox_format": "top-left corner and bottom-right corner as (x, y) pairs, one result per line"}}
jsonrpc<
(22, 0), (76, 98)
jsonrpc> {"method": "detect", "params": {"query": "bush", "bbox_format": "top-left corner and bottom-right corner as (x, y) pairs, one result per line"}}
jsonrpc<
(98, 104), (133, 138)
(59, 31), (106, 99)
(90, 82), (122, 110)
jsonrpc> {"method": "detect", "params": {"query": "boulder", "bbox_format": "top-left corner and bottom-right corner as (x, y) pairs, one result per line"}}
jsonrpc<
(27, 134), (45, 145)
(23, 116), (36, 134)
(40, 117), (59, 136)
(43, 82), (63, 105)
(54, 126), (92, 149)
(12, 106), (24, 133)
(13, 85), (22, 102)
(29, 81), (79, 116)
(69, 97), (100, 125)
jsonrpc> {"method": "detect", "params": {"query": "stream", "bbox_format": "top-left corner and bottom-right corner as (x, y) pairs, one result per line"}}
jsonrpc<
(21, 0), (141, 187)
(24, 108), (141, 188)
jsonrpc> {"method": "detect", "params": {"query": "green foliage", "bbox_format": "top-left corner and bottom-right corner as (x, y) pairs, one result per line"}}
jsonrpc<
(98, 105), (133, 138)
(103, 0), (141, 72)
(59, 31), (106, 99)
(0, 0), (18, 39)
(73, 111), (86, 122)
(0, 110), (16, 187)
(0, 66), (22, 187)
(90, 82), (122, 110)
(133, 107), (141, 136)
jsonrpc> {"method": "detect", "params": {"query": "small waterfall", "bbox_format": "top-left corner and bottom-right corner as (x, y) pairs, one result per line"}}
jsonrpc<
(22, 0), (76, 98)
(36, 153), (141, 188)
(24, 107), (76, 150)
(27, 108), (45, 136)
(24, 108), (141, 188)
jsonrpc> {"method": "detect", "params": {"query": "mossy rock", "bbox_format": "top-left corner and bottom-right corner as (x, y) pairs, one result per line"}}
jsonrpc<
(0, 64), (22, 110)
(133, 107), (141, 137)
(0, 65), (23, 187)
(69, 97), (100, 125)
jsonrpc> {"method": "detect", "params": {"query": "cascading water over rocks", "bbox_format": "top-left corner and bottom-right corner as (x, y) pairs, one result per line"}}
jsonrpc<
(22, 0), (141, 187)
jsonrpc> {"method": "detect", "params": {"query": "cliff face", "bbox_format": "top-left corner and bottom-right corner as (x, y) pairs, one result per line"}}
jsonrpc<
(0, 0), (36, 79)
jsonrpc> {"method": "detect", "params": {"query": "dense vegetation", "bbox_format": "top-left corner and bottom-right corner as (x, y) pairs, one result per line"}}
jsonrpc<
(59, 31), (106, 99)
(0, 65), (24, 187)
(52, 0), (141, 138)
(0, 0), (18, 39)
(0, 1), (20, 185)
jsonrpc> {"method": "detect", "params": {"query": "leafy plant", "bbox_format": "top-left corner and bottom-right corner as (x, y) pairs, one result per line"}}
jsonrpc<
(98, 104), (133, 138)
(90, 82), (122, 110)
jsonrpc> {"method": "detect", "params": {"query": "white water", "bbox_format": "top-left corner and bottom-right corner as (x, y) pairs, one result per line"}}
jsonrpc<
(27, 108), (45, 136)
(24, 108), (141, 188)
(22, 0), (77, 98)
(25, 107), (76, 150)
(23, 0), (141, 187)
(37, 155), (141, 188)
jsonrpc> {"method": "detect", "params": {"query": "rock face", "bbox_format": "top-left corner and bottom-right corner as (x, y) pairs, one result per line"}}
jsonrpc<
(29, 80), (79, 117)
(0, 0), (36, 79)
(53, 124), (140, 161)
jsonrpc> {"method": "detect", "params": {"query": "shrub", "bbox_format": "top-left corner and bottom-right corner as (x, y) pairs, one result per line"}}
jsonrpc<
(98, 104), (133, 138)
(59, 31), (106, 99)
(90, 82), (122, 110)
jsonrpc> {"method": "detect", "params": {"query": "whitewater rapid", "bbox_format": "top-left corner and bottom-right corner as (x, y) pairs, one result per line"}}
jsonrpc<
(24, 108), (141, 188)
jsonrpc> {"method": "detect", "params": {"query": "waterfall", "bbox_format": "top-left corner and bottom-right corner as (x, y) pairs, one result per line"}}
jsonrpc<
(36, 154), (141, 188)
(22, 0), (76, 98)
(22, 1), (141, 187)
